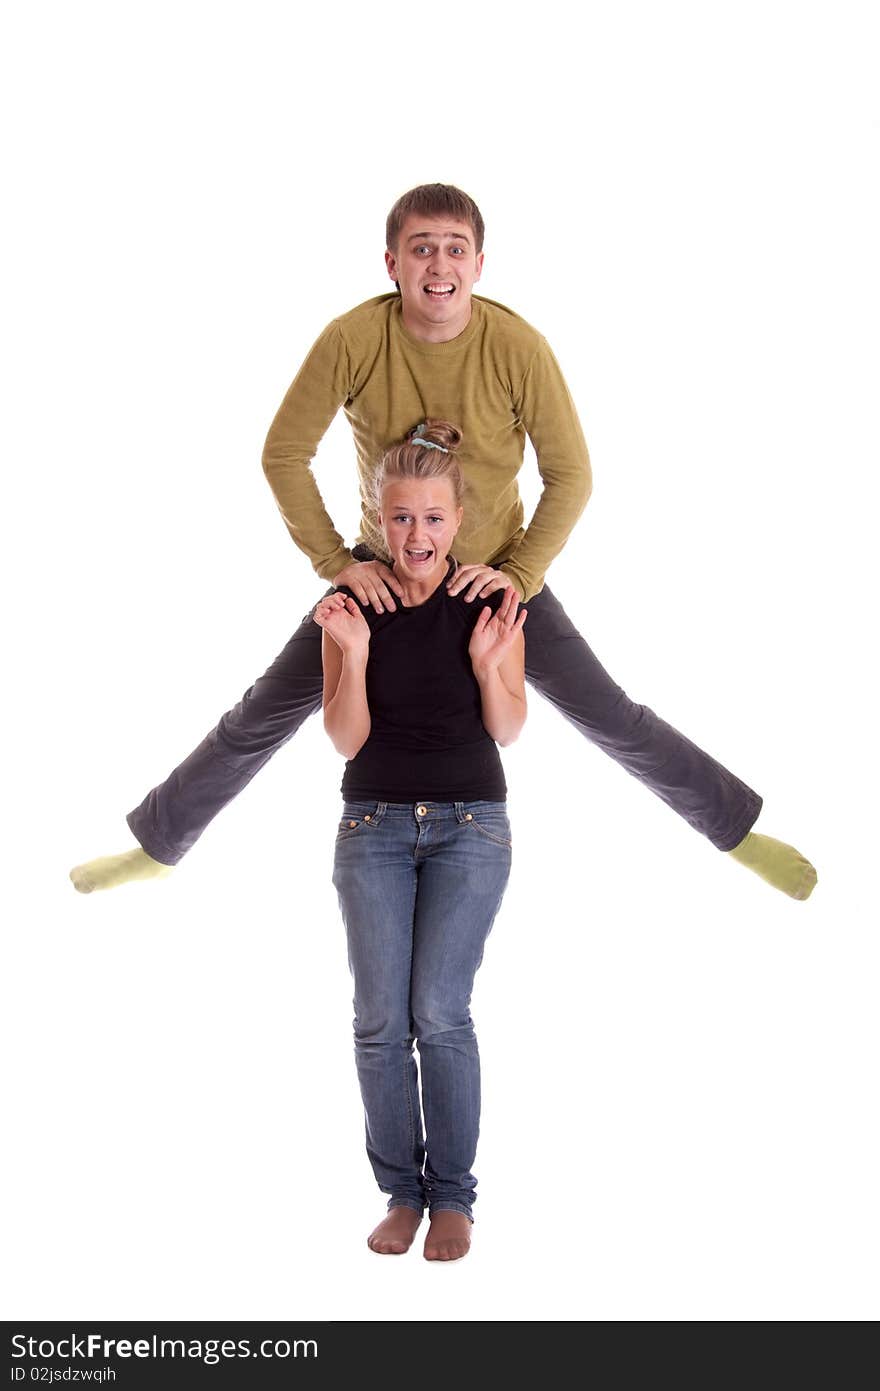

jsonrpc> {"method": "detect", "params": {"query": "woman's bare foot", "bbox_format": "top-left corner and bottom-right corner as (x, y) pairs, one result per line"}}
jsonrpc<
(367, 1206), (423, 1254)
(423, 1210), (472, 1261)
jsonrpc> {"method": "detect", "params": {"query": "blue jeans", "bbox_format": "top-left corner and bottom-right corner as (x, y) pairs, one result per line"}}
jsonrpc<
(331, 799), (513, 1223)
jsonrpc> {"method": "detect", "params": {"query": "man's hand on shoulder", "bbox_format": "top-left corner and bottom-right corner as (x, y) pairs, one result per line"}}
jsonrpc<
(446, 563), (523, 604)
(331, 559), (406, 612)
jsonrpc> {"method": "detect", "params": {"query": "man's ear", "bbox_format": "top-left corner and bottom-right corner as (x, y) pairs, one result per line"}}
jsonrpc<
(473, 251), (484, 283)
(384, 248), (398, 283)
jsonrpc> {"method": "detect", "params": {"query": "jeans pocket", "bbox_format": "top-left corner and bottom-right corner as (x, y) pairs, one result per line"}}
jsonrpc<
(335, 802), (383, 842)
(463, 803), (512, 848)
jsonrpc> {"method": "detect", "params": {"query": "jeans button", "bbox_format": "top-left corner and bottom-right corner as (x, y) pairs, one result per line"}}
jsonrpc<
(465, 813), (473, 821)
(417, 805), (427, 817)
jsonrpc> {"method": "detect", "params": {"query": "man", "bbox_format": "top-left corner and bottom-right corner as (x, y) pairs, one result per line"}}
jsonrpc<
(70, 183), (816, 900)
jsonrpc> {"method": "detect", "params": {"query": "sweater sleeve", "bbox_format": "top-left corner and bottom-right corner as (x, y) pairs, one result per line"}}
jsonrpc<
(261, 319), (355, 582)
(501, 337), (592, 600)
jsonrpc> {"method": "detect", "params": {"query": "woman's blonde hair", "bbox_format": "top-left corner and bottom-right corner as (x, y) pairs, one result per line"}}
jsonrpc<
(370, 419), (465, 516)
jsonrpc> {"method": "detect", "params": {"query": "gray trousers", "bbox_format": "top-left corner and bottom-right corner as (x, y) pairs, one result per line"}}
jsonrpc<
(127, 574), (762, 864)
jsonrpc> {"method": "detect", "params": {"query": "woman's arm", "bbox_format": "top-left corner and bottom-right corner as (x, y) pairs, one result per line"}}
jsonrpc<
(473, 634), (527, 746)
(469, 589), (528, 747)
(314, 595), (371, 759)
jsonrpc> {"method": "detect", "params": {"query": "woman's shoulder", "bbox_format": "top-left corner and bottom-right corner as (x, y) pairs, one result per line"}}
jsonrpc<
(445, 577), (508, 627)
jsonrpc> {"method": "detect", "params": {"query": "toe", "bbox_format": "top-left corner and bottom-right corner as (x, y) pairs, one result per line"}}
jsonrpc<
(794, 863), (818, 900)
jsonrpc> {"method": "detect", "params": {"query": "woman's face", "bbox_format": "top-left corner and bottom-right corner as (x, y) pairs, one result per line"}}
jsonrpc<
(379, 477), (463, 584)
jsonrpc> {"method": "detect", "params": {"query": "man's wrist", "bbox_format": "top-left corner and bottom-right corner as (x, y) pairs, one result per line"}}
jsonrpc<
(322, 549), (356, 586)
(498, 565), (526, 601)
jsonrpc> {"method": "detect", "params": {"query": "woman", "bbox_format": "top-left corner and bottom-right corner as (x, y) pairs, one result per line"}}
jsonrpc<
(314, 419), (527, 1261)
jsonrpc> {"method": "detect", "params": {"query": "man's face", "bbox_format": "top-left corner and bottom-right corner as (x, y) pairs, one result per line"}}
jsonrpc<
(385, 215), (484, 341)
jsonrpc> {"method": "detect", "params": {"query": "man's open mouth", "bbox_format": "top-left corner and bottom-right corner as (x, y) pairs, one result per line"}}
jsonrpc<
(423, 283), (455, 299)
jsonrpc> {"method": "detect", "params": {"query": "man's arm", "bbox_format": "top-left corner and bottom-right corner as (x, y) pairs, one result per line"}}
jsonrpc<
(261, 319), (356, 582)
(500, 338), (593, 600)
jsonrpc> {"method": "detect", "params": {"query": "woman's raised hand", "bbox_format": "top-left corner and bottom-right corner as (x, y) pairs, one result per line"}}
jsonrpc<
(313, 593), (372, 655)
(468, 587), (527, 674)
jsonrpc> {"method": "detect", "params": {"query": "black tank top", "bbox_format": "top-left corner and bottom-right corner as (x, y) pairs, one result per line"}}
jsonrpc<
(337, 560), (508, 802)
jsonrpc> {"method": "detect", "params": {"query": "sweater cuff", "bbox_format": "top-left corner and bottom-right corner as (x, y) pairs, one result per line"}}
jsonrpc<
(316, 547), (356, 585)
(499, 561), (543, 604)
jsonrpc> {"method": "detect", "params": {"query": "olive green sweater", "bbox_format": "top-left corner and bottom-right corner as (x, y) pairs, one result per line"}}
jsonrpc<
(261, 293), (591, 601)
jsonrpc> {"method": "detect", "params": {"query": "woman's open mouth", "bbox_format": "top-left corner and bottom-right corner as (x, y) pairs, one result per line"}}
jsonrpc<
(404, 548), (434, 566)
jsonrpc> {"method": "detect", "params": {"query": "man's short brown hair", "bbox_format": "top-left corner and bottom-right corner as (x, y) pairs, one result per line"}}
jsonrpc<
(385, 183), (485, 255)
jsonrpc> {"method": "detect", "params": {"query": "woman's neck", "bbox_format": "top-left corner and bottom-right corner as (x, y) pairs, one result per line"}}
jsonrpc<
(394, 557), (454, 608)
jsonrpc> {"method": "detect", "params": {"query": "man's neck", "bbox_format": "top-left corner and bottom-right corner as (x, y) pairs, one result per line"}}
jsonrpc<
(399, 296), (474, 344)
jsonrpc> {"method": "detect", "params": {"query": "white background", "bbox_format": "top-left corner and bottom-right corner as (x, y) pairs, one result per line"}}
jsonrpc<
(3, 0), (877, 1322)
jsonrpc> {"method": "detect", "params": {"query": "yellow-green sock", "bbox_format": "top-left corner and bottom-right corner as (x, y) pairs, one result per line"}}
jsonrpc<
(69, 848), (173, 894)
(726, 830), (817, 900)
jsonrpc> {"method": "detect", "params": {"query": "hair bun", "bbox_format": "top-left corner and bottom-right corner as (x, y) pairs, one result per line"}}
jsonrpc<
(411, 419), (462, 453)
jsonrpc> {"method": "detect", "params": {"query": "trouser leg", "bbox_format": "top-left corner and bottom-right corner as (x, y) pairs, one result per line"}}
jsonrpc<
(523, 585), (762, 850)
(410, 802), (512, 1221)
(332, 804), (427, 1215)
(126, 596), (328, 864)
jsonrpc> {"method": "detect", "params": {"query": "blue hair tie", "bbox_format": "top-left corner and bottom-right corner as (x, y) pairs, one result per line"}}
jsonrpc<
(411, 422), (450, 454)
